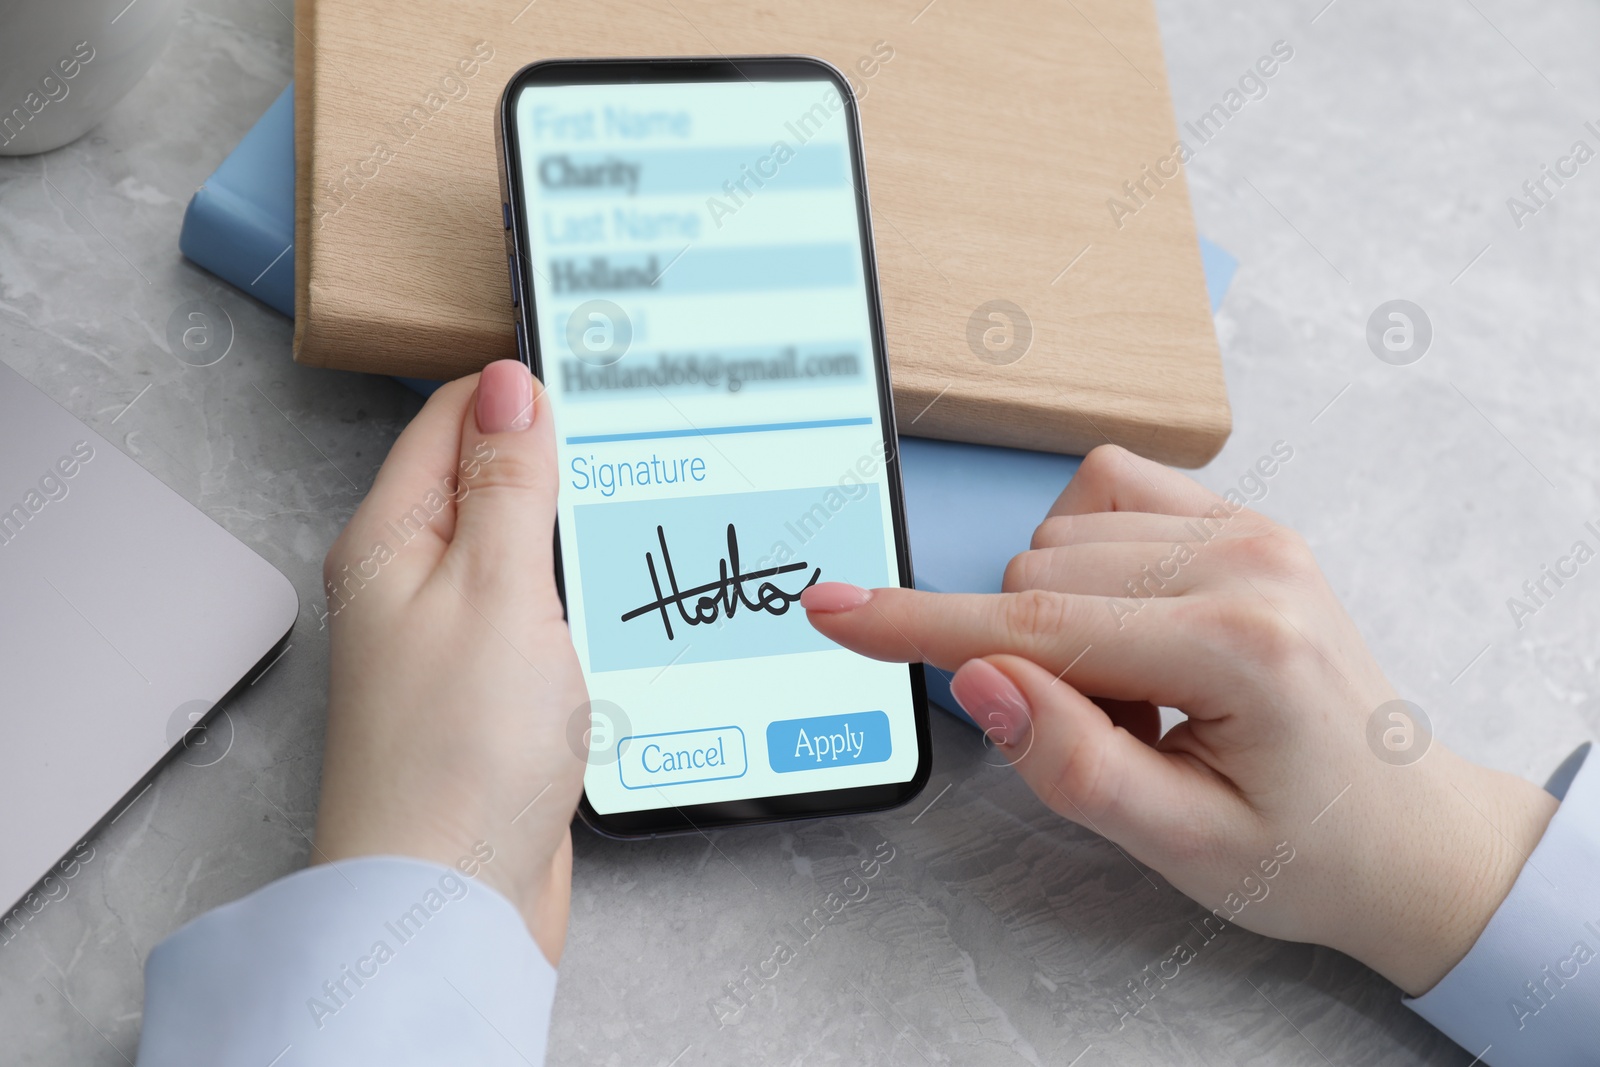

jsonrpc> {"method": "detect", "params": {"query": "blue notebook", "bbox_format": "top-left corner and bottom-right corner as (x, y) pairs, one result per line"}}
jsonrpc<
(180, 85), (296, 316)
(179, 80), (1238, 721)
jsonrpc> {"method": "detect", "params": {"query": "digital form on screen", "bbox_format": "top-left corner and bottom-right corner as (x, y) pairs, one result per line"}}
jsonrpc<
(513, 77), (918, 817)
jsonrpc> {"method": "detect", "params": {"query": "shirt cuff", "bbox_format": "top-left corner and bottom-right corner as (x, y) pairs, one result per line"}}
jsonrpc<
(136, 855), (556, 1067)
(1404, 742), (1600, 1066)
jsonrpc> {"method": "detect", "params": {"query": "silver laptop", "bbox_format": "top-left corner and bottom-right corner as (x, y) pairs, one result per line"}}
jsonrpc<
(0, 359), (298, 915)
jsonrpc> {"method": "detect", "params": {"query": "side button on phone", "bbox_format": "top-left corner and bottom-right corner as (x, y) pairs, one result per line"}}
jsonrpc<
(502, 201), (511, 230)
(514, 319), (526, 358)
(507, 253), (521, 307)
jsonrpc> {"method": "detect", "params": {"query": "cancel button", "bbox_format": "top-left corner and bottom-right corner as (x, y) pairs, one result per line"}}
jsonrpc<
(618, 726), (748, 790)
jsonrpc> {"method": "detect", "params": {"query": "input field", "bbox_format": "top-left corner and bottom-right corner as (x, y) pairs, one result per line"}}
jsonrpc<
(565, 416), (872, 445)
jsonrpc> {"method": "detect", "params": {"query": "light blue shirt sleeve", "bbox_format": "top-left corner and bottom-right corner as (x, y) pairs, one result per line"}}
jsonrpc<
(1406, 742), (1600, 1066)
(135, 855), (556, 1066)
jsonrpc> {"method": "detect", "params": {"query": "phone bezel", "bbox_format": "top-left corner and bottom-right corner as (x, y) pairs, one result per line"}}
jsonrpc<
(496, 55), (930, 839)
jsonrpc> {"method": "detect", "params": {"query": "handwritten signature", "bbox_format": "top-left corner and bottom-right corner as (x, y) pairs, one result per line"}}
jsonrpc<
(620, 523), (820, 640)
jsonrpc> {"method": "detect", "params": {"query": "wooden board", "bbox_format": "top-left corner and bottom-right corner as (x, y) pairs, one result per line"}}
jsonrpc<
(292, 0), (1230, 465)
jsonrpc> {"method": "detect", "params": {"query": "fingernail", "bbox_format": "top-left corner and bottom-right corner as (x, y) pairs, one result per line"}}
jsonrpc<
(800, 582), (873, 613)
(477, 359), (534, 433)
(951, 660), (1031, 747)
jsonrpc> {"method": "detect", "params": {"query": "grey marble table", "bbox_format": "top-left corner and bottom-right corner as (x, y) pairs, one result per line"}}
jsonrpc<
(3, 0), (1598, 1063)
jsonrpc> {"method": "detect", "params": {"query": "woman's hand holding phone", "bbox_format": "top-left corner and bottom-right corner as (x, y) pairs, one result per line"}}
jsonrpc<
(311, 384), (1557, 996)
(313, 361), (588, 966)
(802, 444), (1559, 996)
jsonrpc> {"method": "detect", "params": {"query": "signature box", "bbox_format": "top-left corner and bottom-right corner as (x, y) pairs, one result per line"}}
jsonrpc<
(573, 483), (888, 673)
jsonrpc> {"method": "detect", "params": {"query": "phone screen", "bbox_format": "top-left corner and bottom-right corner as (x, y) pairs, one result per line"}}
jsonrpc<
(501, 59), (927, 834)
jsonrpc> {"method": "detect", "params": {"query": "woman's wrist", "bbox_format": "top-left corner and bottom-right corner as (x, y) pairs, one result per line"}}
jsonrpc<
(1344, 758), (1559, 996)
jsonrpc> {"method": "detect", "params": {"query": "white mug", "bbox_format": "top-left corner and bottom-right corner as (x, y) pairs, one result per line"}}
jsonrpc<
(0, 0), (183, 156)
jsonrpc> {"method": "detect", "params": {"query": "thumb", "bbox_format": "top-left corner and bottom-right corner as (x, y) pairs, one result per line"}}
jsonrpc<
(950, 654), (1232, 864)
(446, 360), (560, 600)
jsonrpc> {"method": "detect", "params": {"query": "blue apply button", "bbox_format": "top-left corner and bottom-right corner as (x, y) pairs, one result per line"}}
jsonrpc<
(767, 711), (891, 773)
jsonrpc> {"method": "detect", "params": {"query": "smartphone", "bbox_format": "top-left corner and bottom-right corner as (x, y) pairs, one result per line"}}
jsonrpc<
(496, 55), (929, 837)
